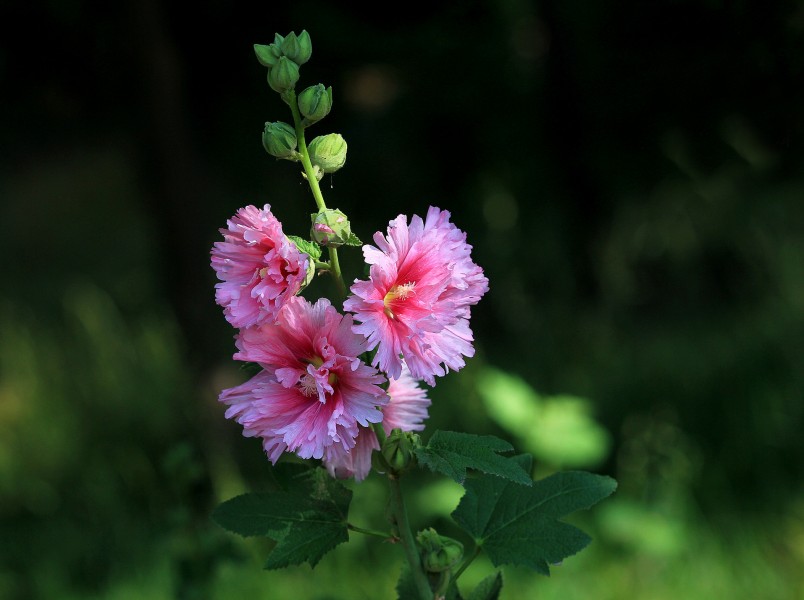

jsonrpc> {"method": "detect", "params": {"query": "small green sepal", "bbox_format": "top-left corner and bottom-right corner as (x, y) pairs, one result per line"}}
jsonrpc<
(262, 121), (298, 160)
(298, 84), (333, 124)
(268, 56), (300, 94)
(308, 133), (347, 173)
(343, 232), (363, 247)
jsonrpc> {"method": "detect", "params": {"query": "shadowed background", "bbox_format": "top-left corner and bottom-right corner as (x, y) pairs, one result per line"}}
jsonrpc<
(1, 1), (803, 598)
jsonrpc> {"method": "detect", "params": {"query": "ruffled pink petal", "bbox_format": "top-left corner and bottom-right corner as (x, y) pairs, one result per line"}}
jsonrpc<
(344, 207), (488, 385)
(322, 364), (430, 481)
(221, 297), (388, 463)
(211, 204), (310, 328)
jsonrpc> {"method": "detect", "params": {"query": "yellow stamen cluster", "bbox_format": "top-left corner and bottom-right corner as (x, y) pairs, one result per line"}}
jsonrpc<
(383, 282), (416, 320)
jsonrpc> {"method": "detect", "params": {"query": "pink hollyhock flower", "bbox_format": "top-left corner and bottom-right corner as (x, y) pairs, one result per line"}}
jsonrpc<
(344, 206), (488, 385)
(211, 204), (310, 328)
(221, 297), (388, 462)
(323, 365), (430, 481)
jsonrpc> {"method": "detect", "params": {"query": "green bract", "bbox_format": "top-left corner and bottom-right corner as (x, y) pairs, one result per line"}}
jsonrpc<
(298, 84), (333, 124)
(308, 133), (347, 173)
(262, 121), (298, 160)
(268, 56), (300, 93)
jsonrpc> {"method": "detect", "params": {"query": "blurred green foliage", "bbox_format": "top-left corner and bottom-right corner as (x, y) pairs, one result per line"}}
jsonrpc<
(1, 0), (803, 598)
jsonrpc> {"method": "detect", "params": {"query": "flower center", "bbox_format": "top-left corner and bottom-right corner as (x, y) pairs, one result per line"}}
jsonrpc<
(300, 355), (338, 394)
(299, 374), (318, 397)
(383, 282), (415, 320)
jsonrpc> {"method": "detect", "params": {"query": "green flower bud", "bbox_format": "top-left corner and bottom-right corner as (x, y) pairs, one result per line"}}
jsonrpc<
(281, 31), (312, 66)
(262, 121), (298, 159)
(273, 33), (285, 46)
(298, 84), (333, 123)
(380, 429), (420, 473)
(308, 133), (347, 173)
(311, 208), (352, 247)
(267, 56), (300, 93)
(280, 32), (301, 62)
(253, 43), (281, 68)
(295, 30), (312, 65)
(416, 528), (464, 573)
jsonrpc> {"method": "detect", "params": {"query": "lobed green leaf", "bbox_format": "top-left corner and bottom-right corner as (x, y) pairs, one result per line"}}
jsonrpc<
(212, 467), (352, 569)
(287, 235), (323, 260)
(452, 456), (617, 574)
(467, 571), (503, 600)
(415, 430), (532, 486)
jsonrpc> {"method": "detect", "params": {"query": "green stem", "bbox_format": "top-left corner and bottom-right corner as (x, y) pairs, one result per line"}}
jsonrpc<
(287, 90), (327, 212)
(446, 544), (481, 596)
(328, 247), (347, 298)
(389, 474), (432, 600)
(348, 523), (393, 540)
(371, 421), (387, 447)
(287, 90), (348, 298)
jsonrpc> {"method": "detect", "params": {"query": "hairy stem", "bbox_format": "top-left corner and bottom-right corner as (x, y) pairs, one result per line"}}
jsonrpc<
(348, 523), (394, 540)
(328, 246), (347, 298)
(287, 90), (326, 212)
(389, 474), (431, 600)
(287, 90), (347, 297)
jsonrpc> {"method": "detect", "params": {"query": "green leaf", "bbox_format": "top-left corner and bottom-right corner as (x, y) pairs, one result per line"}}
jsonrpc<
(452, 456), (617, 574)
(287, 235), (322, 260)
(343, 232), (363, 246)
(467, 571), (503, 600)
(415, 430), (532, 486)
(212, 467), (352, 569)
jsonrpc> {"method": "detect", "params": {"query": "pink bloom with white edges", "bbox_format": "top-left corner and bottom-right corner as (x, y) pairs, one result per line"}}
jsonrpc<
(324, 365), (431, 481)
(211, 204), (309, 328)
(221, 297), (388, 462)
(344, 206), (488, 385)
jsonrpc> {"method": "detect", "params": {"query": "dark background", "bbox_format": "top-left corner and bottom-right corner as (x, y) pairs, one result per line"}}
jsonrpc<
(1, 1), (802, 598)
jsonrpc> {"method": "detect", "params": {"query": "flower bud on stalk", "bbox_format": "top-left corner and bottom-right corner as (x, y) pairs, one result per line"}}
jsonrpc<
(253, 43), (281, 68)
(308, 133), (347, 173)
(416, 528), (464, 573)
(380, 429), (419, 473)
(262, 121), (298, 160)
(311, 208), (352, 247)
(281, 30), (312, 66)
(268, 56), (300, 93)
(298, 84), (333, 124)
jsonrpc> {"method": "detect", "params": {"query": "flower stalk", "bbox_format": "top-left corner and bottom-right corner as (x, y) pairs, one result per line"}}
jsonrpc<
(389, 473), (432, 600)
(285, 89), (347, 297)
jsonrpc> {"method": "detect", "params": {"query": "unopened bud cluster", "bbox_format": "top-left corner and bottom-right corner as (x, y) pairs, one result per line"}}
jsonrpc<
(255, 30), (346, 174)
(254, 31), (311, 93)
